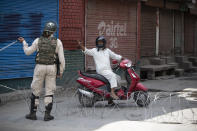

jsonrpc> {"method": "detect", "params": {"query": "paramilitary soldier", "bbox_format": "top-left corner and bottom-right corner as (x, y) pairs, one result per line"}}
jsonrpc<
(18, 21), (65, 121)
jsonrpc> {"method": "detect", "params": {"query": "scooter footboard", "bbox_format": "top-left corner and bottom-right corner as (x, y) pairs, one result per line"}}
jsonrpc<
(78, 89), (94, 98)
(134, 83), (148, 92)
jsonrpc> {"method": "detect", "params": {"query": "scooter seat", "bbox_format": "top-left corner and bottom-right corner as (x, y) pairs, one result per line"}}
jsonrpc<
(80, 71), (111, 91)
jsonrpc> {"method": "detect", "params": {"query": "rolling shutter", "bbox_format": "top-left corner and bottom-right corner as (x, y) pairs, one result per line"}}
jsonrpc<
(159, 9), (173, 56)
(0, 0), (58, 79)
(141, 5), (156, 57)
(86, 0), (137, 70)
(184, 13), (195, 55)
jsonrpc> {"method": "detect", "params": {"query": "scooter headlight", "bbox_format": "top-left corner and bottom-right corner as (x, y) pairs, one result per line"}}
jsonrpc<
(124, 61), (132, 67)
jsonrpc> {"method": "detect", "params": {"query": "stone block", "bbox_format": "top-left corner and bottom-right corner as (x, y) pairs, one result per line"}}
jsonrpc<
(175, 69), (184, 77)
(175, 56), (187, 63)
(150, 58), (165, 65)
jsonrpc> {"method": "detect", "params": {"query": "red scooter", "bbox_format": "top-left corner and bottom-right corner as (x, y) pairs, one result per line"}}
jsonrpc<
(76, 59), (150, 107)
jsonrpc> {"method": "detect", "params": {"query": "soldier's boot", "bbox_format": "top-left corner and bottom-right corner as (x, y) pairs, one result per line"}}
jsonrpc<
(26, 93), (39, 120)
(44, 103), (54, 121)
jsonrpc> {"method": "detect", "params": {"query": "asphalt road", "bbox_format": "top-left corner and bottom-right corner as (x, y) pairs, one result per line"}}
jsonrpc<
(0, 73), (197, 131)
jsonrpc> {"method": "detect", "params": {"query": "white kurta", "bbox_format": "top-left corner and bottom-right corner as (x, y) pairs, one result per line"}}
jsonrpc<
(84, 48), (122, 88)
(22, 36), (65, 105)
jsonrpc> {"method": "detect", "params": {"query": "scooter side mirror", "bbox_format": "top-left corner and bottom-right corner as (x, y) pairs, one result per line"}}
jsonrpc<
(112, 60), (118, 64)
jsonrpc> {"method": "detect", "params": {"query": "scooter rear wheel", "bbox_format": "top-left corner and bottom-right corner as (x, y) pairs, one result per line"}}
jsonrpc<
(78, 89), (95, 107)
(133, 91), (150, 107)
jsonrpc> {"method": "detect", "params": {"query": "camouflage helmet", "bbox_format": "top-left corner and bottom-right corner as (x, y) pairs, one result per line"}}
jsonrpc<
(43, 21), (57, 33)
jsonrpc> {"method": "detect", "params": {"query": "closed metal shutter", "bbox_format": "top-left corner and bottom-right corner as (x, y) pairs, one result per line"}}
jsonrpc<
(0, 0), (58, 79)
(141, 5), (156, 57)
(86, 0), (137, 70)
(195, 19), (197, 56)
(174, 11), (183, 55)
(159, 9), (173, 56)
(184, 13), (195, 55)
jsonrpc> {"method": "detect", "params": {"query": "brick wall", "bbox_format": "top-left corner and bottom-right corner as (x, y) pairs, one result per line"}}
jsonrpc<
(58, 0), (85, 87)
(59, 0), (85, 50)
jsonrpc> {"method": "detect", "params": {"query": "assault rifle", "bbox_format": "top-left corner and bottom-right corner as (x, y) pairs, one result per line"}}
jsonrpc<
(55, 54), (60, 77)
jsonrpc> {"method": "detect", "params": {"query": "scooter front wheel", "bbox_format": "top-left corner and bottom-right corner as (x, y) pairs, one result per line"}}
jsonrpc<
(78, 89), (95, 107)
(133, 91), (150, 107)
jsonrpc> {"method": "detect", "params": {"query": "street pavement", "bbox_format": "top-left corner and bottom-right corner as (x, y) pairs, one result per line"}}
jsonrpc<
(0, 73), (197, 131)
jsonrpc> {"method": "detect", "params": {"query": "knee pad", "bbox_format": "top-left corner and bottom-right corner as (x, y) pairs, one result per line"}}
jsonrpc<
(31, 93), (39, 106)
(44, 95), (53, 106)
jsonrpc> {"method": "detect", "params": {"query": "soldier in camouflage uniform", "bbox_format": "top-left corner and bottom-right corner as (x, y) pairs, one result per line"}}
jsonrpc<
(18, 21), (65, 121)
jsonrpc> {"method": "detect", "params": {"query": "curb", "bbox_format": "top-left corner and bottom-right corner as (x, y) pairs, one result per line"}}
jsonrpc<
(0, 86), (76, 105)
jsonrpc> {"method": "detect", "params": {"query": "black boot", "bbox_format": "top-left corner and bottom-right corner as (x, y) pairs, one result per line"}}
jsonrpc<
(108, 98), (115, 106)
(26, 111), (37, 120)
(26, 93), (38, 120)
(44, 103), (54, 121)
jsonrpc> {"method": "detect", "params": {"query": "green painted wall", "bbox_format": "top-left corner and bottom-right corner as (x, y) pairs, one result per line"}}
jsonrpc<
(57, 50), (85, 87)
(0, 78), (32, 94)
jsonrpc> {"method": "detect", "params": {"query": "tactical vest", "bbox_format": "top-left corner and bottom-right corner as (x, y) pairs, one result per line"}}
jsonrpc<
(36, 36), (57, 65)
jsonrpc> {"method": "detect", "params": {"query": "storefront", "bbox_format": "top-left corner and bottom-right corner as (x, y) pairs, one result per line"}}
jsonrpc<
(85, 0), (137, 70)
(140, 4), (156, 57)
(184, 13), (196, 56)
(159, 8), (173, 56)
(0, 0), (58, 79)
(174, 11), (184, 55)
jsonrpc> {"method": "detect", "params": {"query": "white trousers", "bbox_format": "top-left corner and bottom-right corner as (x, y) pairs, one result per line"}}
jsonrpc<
(98, 70), (120, 89)
(31, 64), (56, 106)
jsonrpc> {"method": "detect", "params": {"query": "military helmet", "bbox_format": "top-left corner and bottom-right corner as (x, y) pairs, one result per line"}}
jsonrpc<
(43, 21), (57, 33)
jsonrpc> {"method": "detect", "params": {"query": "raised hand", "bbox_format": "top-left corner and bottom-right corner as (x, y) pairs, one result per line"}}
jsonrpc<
(76, 40), (85, 51)
(18, 37), (24, 43)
